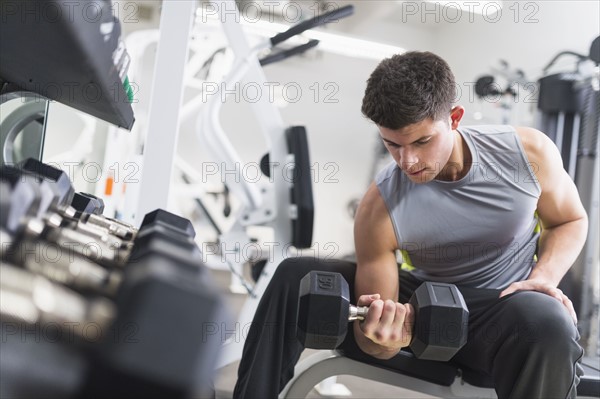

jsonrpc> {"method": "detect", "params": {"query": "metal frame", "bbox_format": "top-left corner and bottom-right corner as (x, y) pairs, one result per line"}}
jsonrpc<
(280, 351), (498, 399)
(134, 0), (197, 225)
(200, 0), (297, 369)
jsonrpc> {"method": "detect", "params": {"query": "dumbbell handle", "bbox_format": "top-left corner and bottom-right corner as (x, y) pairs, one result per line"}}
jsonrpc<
(349, 305), (369, 321)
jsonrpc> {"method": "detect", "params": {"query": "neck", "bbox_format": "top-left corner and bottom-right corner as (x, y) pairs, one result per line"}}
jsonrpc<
(437, 130), (471, 182)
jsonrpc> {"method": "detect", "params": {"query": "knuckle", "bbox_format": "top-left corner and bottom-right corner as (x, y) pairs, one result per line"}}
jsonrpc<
(373, 330), (386, 342)
(396, 304), (407, 317)
(384, 300), (396, 312)
(565, 297), (573, 305)
(372, 299), (384, 308)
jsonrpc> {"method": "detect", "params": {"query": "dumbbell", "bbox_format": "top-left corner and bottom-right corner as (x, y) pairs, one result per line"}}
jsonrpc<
(16, 159), (136, 243)
(0, 263), (115, 340)
(14, 160), (194, 244)
(2, 170), (200, 292)
(77, 206), (196, 246)
(73, 192), (137, 242)
(297, 271), (469, 361)
(81, 252), (228, 397)
(71, 192), (104, 217)
(2, 163), (128, 251)
(23, 214), (202, 295)
(129, 225), (203, 272)
(138, 208), (196, 238)
(19, 158), (76, 218)
(1, 170), (129, 277)
(0, 177), (122, 297)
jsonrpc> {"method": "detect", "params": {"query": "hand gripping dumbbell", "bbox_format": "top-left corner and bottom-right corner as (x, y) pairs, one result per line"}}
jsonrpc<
(297, 271), (469, 361)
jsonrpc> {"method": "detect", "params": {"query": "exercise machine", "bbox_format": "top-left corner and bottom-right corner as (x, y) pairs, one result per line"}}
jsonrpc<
(190, 0), (353, 369)
(537, 36), (600, 356)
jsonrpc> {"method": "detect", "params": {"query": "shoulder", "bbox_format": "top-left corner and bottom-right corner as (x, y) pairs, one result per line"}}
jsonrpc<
(514, 126), (559, 165)
(514, 127), (553, 159)
(514, 126), (563, 191)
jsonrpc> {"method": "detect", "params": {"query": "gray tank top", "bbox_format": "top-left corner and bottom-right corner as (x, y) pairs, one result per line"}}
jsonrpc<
(375, 125), (542, 289)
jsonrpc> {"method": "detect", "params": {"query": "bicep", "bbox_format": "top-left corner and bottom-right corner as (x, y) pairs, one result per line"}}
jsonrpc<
(520, 128), (587, 227)
(353, 184), (400, 302)
(537, 167), (585, 229)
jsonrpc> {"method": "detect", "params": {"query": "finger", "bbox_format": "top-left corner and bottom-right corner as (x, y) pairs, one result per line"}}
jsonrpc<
(537, 286), (564, 302)
(404, 303), (415, 326)
(379, 300), (397, 328)
(501, 280), (555, 298)
(360, 299), (384, 338)
(363, 299), (383, 326)
(500, 282), (521, 297)
(561, 295), (578, 324)
(395, 303), (411, 339)
(357, 293), (380, 307)
(553, 288), (564, 302)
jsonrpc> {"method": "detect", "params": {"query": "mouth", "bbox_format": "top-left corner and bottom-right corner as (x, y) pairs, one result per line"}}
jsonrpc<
(407, 168), (426, 176)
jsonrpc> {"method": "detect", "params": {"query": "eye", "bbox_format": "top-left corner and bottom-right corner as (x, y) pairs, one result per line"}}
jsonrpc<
(416, 139), (431, 145)
(384, 141), (400, 148)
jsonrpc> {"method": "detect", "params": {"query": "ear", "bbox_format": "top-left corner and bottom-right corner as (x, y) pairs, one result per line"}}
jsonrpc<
(449, 106), (465, 129)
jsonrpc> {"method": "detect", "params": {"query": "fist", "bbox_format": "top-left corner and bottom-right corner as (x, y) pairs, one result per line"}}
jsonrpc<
(356, 294), (415, 350)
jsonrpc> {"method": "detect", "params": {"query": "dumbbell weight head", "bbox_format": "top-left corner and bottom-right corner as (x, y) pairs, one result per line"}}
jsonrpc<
(128, 224), (204, 273)
(71, 192), (104, 218)
(408, 282), (468, 361)
(20, 158), (75, 215)
(297, 271), (353, 349)
(139, 209), (196, 239)
(0, 169), (41, 235)
(82, 256), (229, 397)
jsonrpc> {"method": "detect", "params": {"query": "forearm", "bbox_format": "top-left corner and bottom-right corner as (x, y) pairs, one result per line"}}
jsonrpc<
(530, 217), (588, 286)
(353, 321), (401, 360)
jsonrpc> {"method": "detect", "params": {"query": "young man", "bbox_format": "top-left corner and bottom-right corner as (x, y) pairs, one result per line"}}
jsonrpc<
(233, 51), (587, 398)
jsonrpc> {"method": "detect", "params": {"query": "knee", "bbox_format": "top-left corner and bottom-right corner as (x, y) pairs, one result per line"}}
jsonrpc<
(270, 257), (357, 298)
(501, 291), (579, 348)
(272, 257), (323, 284)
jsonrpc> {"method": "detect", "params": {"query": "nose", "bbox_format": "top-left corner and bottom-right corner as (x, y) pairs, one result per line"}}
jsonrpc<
(398, 147), (419, 171)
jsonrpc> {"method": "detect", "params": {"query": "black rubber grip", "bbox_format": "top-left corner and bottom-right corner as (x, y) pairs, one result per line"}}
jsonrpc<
(260, 40), (320, 66)
(270, 5), (354, 47)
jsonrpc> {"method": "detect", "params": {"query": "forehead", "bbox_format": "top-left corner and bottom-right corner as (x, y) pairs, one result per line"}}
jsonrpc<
(378, 119), (445, 141)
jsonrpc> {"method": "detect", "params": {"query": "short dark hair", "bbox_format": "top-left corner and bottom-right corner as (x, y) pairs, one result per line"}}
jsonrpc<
(361, 51), (456, 129)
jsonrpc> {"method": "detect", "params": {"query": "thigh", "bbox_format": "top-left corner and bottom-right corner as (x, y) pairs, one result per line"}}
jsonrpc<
(450, 289), (579, 375)
(272, 256), (358, 294)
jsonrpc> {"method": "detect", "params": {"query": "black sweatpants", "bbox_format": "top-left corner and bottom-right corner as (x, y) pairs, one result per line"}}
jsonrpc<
(233, 258), (584, 399)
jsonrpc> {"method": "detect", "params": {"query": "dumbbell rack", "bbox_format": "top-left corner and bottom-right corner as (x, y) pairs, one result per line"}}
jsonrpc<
(0, 160), (229, 398)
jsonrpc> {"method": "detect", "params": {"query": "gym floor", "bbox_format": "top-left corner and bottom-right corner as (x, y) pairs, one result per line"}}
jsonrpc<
(210, 268), (439, 399)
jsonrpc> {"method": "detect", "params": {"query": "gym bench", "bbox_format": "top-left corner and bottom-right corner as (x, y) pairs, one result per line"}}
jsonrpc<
(280, 349), (600, 398)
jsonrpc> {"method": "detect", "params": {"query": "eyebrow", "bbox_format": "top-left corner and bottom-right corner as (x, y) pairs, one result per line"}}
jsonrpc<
(382, 136), (431, 146)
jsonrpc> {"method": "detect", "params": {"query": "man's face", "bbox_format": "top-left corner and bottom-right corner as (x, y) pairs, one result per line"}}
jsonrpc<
(378, 117), (455, 184)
